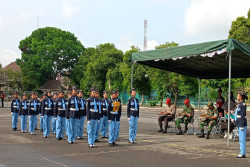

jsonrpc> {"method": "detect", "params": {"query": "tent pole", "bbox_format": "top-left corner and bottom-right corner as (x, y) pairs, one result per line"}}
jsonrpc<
(198, 78), (201, 129)
(131, 61), (134, 89)
(227, 52), (232, 148)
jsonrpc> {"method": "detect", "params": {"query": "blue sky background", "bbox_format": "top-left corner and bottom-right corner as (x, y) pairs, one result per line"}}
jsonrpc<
(0, 0), (249, 66)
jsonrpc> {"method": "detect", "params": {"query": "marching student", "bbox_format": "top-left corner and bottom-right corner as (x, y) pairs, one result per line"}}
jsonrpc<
(127, 88), (139, 144)
(39, 93), (46, 132)
(41, 91), (54, 138)
(34, 92), (40, 131)
(86, 88), (99, 148)
(66, 87), (80, 144)
(28, 92), (40, 135)
(95, 90), (103, 142)
(108, 90), (121, 146)
(11, 92), (20, 131)
(51, 93), (58, 134)
(77, 90), (86, 139)
(66, 92), (72, 136)
(101, 90), (109, 138)
(54, 91), (67, 141)
(115, 89), (122, 141)
(19, 93), (29, 133)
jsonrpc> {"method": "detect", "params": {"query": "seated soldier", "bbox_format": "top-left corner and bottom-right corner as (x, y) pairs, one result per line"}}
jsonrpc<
(157, 98), (176, 133)
(175, 99), (194, 135)
(198, 101), (218, 139)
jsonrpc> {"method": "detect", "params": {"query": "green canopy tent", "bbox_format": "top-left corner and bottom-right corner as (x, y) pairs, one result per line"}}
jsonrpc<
(130, 38), (250, 147)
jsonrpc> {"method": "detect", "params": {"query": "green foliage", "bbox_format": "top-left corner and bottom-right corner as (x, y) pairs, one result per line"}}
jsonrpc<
(149, 101), (158, 106)
(18, 27), (84, 90)
(228, 9), (250, 44)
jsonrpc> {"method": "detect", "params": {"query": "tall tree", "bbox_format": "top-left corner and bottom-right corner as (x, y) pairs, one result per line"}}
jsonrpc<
(18, 27), (84, 90)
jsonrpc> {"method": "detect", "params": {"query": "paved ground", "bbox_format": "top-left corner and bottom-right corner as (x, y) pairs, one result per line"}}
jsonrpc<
(0, 106), (250, 167)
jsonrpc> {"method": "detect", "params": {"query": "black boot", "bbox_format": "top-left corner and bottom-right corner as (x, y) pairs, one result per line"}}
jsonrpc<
(162, 129), (167, 133)
(183, 124), (188, 133)
(158, 127), (163, 132)
(206, 132), (211, 139)
(176, 129), (183, 135)
(198, 130), (205, 138)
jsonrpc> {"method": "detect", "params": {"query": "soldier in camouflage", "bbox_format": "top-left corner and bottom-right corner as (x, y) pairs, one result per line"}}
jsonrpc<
(198, 101), (218, 139)
(175, 99), (194, 135)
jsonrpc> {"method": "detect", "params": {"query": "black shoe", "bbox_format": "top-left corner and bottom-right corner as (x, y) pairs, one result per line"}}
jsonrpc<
(88, 145), (93, 148)
(176, 129), (183, 135)
(206, 132), (211, 139)
(236, 154), (246, 158)
(129, 140), (133, 144)
(101, 136), (105, 138)
(93, 145), (97, 148)
(132, 141), (137, 144)
(158, 128), (163, 132)
(44, 136), (48, 138)
(162, 129), (167, 133)
(109, 143), (114, 147)
(112, 142), (118, 146)
(95, 139), (100, 142)
(12, 128), (16, 131)
(35, 128), (38, 130)
(198, 131), (205, 138)
(40, 129), (43, 132)
(183, 129), (188, 134)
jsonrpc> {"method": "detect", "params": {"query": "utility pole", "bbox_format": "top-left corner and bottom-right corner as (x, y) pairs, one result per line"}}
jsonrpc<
(144, 20), (148, 51)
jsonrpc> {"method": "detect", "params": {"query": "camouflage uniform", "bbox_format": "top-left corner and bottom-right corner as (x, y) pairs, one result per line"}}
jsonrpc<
(200, 107), (218, 133)
(175, 105), (194, 129)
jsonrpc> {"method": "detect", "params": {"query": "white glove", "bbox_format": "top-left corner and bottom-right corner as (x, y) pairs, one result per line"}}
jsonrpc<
(39, 114), (41, 116)
(55, 117), (57, 120)
(108, 120), (111, 123)
(128, 118), (130, 121)
(41, 116), (44, 118)
(240, 127), (244, 130)
(87, 121), (90, 124)
(28, 116), (31, 118)
(11, 112), (13, 115)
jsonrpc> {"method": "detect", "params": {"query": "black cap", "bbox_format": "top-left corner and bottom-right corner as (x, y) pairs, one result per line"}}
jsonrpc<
(13, 91), (18, 95)
(111, 90), (117, 95)
(43, 93), (46, 96)
(217, 88), (222, 92)
(78, 90), (83, 94)
(31, 92), (36, 95)
(103, 90), (108, 94)
(53, 92), (58, 96)
(23, 93), (27, 96)
(95, 89), (99, 93)
(58, 90), (64, 94)
(130, 88), (136, 93)
(89, 88), (96, 92)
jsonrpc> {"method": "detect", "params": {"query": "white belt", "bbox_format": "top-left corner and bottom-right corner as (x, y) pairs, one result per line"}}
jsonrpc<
(58, 108), (66, 111)
(90, 109), (97, 112)
(45, 107), (52, 110)
(237, 115), (241, 118)
(103, 108), (107, 111)
(70, 108), (79, 111)
(22, 107), (28, 109)
(80, 108), (85, 110)
(130, 108), (138, 111)
(110, 111), (118, 114)
(13, 106), (18, 108)
(31, 108), (37, 110)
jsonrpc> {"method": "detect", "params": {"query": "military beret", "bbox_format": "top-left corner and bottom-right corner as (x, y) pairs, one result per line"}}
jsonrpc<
(111, 90), (117, 95)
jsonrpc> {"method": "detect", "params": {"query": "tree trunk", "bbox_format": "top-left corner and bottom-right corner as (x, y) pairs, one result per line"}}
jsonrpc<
(174, 91), (178, 111)
(160, 98), (163, 107)
(141, 93), (144, 106)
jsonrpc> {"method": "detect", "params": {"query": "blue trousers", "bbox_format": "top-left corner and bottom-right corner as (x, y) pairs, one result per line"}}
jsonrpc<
(129, 116), (138, 142)
(109, 118), (117, 143)
(87, 119), (98, 145)
(77, 116), (85, 138)
(40, 115), (44, 130)
(239, 126), (247, 155)
(12, 112), (19, 128)
(101, 116), (108, 137)
(52, 116), (56, 133)
(43, 115), (52, 137)
(68, 118), (79, 142)
(116, 120), (120, 139)
(29, 115), (37, 133)
(34, 115), (38, 129)
(56, 116), (66, 139)
(20, 115), (28, 131)
(66, 119), (69, 136)
(95, 119), (101, 140)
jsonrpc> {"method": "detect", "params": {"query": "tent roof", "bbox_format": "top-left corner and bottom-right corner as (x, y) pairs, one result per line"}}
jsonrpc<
(130, 38), (250, 79)
(38, 80), (67, 91)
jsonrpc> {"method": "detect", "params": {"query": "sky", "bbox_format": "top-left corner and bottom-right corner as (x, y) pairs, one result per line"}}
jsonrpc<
(0, 0), (249, 67)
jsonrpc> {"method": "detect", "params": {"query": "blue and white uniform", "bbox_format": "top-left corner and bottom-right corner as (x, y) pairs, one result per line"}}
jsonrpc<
(54, 97), (67, 139)
(11, 98), (20, 130)
(19, 99), (29, 132)
(95, 98), (103, 140)
(101, 98), (109, 138)
(28, 99), (40, 133)
(77, 97), (86, 138)
(127, 97), (139, 142)
(41, 97), (54, 137)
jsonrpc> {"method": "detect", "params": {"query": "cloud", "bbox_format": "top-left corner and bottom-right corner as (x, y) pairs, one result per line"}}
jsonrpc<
(184, 0), (250, 38)
(0, 49), (20, 67)
(116, 35), (159, 52)
(61, 0), (80, 20)
(0, 15), (7, 32)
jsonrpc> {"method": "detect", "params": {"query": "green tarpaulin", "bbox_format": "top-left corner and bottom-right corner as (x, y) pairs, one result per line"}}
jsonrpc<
(130, 38), (250, 79)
